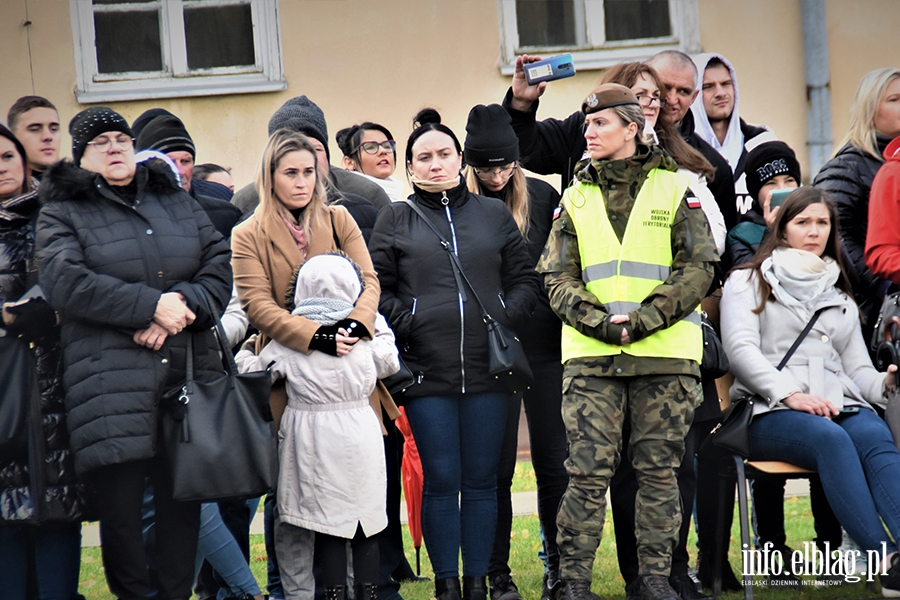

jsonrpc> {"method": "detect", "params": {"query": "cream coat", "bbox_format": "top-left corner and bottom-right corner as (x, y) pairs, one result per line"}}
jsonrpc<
(250, 312), (398, 537)
(721, 268), (887, 416)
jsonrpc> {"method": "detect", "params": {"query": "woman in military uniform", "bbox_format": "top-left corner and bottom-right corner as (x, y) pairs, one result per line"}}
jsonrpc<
(538, 83), (718, 600)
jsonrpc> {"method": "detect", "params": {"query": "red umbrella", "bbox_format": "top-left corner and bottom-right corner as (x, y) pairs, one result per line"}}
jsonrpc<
(395, 407), (424, 575)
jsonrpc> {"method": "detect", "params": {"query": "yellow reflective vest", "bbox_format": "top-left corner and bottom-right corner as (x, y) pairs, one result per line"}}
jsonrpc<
(560, 169), (703, 363)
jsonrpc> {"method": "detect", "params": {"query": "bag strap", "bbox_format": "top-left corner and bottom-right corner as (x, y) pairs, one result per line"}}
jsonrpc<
(183, 289), (239, 388)
(775, 307), (825, 371)
(402, 199), (494, 323)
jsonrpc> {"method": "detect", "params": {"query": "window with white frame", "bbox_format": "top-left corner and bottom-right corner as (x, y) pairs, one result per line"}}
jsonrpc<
(498, 0), (701, 73)
(70, 0), (285, 103)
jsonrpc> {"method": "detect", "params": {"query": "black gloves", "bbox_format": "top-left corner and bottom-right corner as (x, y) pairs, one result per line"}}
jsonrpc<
(4, 298), (58, 342)
(308, 319), (371, 356)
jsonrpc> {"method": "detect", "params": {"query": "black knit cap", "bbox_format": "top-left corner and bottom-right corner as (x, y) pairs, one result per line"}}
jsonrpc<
(745, 141), (802, 203)
(69, 107), (133, 166)
(464, 104), (519, 168)
(135, 115), (196, 158)
(582, 83), (639, 115)
(132, 108), (175, 139)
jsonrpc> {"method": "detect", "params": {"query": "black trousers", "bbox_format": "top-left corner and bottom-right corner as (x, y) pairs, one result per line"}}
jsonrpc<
(91, 456), (199, 600)
(489, 359), (568, 581)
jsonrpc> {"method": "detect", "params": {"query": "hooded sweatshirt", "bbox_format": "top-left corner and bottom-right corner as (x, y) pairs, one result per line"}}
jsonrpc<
(865, 136), (900, 283)
(690, 53), (777, 216)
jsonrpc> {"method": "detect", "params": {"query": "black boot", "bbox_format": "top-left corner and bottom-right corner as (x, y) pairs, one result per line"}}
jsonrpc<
(436, 578), (462, 600)
(463, 576), (488, 600)
(356, 583), (378, 600)
(325, 586), (347, 600)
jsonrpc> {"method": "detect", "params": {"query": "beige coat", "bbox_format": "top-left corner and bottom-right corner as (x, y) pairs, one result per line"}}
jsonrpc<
(232, 205), (399, 429)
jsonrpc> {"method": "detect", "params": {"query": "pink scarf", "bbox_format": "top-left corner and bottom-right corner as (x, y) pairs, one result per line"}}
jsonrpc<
(279, 210), (308, 258)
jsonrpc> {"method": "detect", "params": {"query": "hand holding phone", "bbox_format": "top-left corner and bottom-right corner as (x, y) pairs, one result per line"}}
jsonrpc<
(524, 54), (577, 85)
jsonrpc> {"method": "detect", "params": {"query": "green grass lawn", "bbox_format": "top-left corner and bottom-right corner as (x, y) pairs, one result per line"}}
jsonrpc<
(77, 464), (882, 600)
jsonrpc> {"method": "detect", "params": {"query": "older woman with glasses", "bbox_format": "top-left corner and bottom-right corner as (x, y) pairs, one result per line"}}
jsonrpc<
(337, 122), (404, 202)
(35, 107), (232, 600)
(461, 104), (568, 600)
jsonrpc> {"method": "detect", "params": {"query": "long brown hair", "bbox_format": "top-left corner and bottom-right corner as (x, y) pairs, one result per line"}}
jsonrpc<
(736, 187), (852, 313)
(602, 62), (715, 180)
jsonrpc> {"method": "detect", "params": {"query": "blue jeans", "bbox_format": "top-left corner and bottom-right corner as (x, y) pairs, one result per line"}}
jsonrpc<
(196, 502), (262, 598)
(0, 522), (82, 600)
(750, 408), (900, 552)
(404, 392), (508, 579)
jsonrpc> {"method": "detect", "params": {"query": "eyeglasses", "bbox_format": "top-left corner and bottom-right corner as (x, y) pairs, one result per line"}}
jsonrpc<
(86, 134), (134, 153)
(635, 94), (665, 108)
(356, 140), (396, 155)
(473, 164), (517, 180)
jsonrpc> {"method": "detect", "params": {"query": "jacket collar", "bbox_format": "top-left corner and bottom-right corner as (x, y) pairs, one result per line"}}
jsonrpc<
(412, 176), (469, 209)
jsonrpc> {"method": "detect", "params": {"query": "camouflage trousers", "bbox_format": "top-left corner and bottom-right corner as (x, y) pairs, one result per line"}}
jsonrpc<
(556, 373), (699, 580)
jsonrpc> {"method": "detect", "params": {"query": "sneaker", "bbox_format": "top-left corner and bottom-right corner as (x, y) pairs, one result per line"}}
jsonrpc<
(560, 579), (599, 600)
(881, 553), (900, 598)
(669, 572), (711, 600)
(839, 529), (868, 577)
(489, 574), (523, 600)
(639, 575), (679, 600)
(540, 574), (563, 600)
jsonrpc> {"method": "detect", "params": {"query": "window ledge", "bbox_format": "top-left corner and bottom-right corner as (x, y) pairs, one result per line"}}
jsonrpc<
(499, 43), (685, 76)
(75, 72), (286, 104)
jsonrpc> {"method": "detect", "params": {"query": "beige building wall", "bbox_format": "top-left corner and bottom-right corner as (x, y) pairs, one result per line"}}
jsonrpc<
(1, 0), (898, 190)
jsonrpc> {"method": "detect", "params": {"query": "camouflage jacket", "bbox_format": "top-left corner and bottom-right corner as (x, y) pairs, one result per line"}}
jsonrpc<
(538, 144), (718, 377)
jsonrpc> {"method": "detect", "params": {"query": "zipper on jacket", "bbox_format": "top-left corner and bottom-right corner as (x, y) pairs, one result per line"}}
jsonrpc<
(498, 293), (507, 309)
(411, 297), (418, 315)
(442, 192), (466, 393)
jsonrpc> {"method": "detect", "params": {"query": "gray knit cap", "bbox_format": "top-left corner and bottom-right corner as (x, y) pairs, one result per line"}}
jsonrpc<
(267, 96), (329, 154)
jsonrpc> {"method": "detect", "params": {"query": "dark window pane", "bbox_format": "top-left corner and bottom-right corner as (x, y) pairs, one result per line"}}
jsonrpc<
(94, 10), (162, 73)
(184, 4), (255, 70)
(516, 0), (577, 47)
(604, 0), (671, 41)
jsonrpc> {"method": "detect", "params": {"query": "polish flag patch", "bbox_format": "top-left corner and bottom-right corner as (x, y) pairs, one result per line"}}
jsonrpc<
(552, 206), (563, 220)
(686, 194), (701, 209)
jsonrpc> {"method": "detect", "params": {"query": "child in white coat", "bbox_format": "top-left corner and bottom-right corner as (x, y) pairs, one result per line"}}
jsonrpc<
(238, 253), (399, 600)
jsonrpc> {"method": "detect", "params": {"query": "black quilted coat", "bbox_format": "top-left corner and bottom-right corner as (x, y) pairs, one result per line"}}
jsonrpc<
(0, 182), (89, 524)
(813, 136), (890, 327)
(36, 160), (232, 476)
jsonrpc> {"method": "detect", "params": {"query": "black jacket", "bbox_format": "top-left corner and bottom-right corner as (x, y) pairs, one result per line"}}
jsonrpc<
(482, 177), (562, 363)
(368, 178), (540, 398)
(0, 187), (90, 524)
(678, 110), (738, 230)
(813, 137), (891, 323)
(36, 160), (232, 475)
(193, 176), (234, 202)
(190, 186), (242, 239)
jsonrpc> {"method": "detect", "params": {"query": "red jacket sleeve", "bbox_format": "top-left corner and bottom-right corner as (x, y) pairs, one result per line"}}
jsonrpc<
(866, 162), (900, 283)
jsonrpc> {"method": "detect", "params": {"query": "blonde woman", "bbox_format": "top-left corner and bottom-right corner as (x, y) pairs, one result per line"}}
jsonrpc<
(231, 129), (398, 599)
(462, 104), (567, 600)
(814, 67), (900, 338)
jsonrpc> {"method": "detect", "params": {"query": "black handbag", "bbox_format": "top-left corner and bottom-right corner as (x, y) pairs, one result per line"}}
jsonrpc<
(711, 307), (824, 457)
(162, 295), (277, 502)
(700, 311), (729, 379)
(381, 358), (416, 395)
(403, 199), (533, 394)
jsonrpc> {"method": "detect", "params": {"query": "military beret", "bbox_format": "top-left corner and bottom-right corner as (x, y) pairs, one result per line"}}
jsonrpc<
(582, 83), (639, 115)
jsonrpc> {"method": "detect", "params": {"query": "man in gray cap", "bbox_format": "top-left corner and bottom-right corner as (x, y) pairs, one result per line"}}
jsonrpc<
(232, 95), (391, 214)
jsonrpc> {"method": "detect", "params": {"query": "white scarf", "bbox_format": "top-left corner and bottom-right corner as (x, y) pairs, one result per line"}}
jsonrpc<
(690, 53), (745, 172)
(357, 172), (406, 203)
(761, 247), (840, 320)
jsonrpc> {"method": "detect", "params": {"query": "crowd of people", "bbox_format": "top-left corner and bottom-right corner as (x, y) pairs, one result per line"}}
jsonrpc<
(1, 48), (900, 600)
